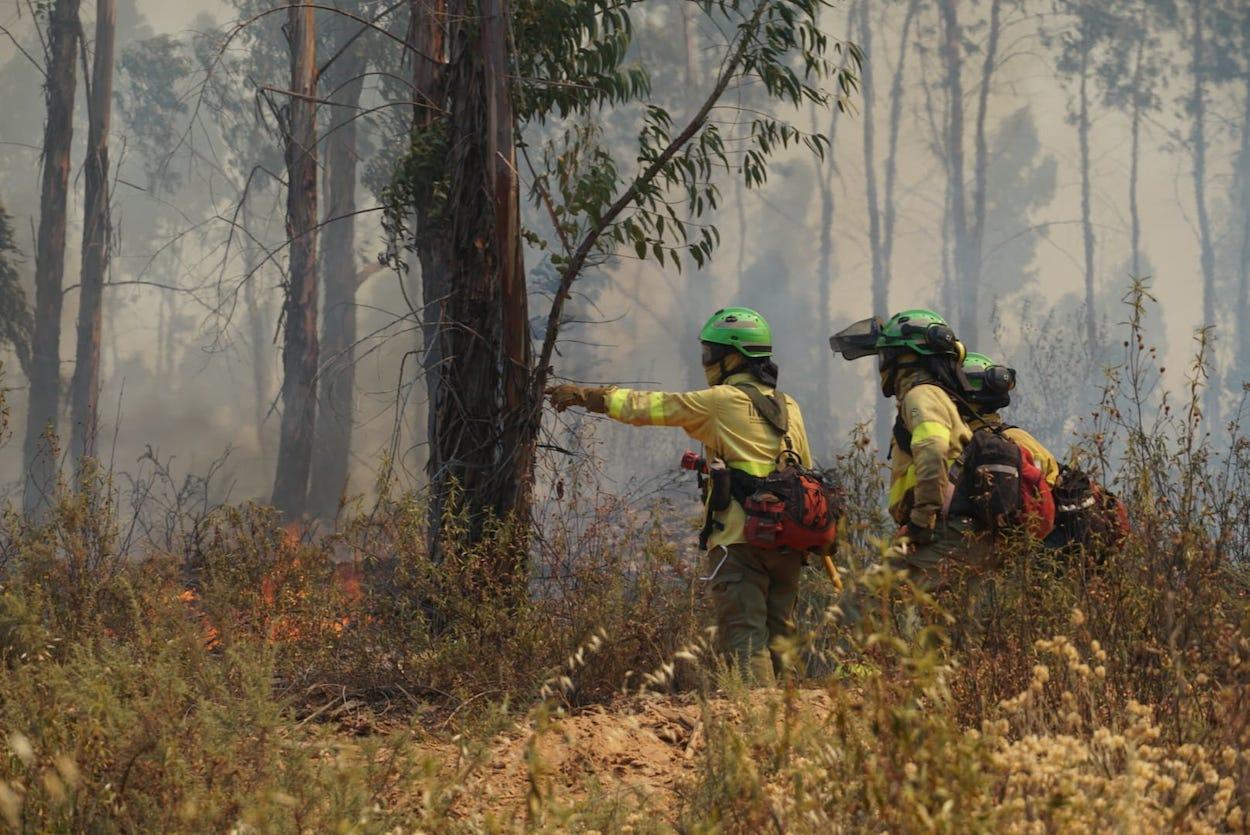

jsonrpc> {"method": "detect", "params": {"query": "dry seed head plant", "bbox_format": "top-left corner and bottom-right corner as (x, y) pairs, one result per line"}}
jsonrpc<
(2, 284), (1250, 832)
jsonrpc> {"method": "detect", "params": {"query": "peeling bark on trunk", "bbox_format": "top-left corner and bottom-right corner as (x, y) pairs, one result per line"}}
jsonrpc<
(69, 0), (116, 468)
(420, 0), (532, 561)
(309, 43), (367, 525)
(23, 0), (83, 514)
(271, 0), (319, 519)
(938, 0), (973, 344)
(411, 0), (448, 513)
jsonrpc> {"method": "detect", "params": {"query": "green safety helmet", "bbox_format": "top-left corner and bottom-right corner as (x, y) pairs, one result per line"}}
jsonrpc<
(699, 307), (772, 358)
(829, 309), (963, 360)
(963, 351), (1016, 410)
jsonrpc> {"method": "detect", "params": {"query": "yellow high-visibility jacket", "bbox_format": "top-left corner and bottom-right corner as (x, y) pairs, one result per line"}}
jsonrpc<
(888, 373), (973, 529)
(604, 371), (813, 550)
(970, 412), (1061, 487)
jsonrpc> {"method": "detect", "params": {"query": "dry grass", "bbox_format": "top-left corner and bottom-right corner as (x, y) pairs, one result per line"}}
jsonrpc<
(2, 282), (1250, 831)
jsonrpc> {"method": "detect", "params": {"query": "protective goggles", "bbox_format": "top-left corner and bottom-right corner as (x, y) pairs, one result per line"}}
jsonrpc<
(701, 342), (734, 367)
(974, 364), (1017, 394)
(829, 317), (884, 360)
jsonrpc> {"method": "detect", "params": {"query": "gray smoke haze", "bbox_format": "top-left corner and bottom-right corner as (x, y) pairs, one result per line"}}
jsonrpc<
(0, 0), (1236, 509)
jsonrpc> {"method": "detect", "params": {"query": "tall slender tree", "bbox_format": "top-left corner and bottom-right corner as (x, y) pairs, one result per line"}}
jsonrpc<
(1186, 0), (1218, 424)
(69, 0), (118, 467)
(861, 0), (918, 449)
(271, 0), (320, 518)
(309, 15), (368, 523)
(24, 0), (84, 513)
(936, 0), (975, 343)
(968, 0), (1002, 338)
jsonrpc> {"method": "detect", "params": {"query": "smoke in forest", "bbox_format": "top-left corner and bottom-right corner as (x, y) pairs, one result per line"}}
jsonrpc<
(0, 0), (1242, 513)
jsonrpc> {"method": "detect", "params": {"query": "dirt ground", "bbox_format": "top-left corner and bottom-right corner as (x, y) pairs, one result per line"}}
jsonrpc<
(415, 688), (837, 827)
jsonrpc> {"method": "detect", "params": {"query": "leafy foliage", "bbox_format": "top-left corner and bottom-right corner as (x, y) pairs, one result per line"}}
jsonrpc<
(0, 200), (31, 380)
(115, 35), (195, 194)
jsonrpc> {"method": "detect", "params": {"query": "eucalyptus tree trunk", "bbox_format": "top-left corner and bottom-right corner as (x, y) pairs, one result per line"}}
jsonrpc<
(410, 0), (449, 509)
(1076, 34), (1097, 352)
(23, 0), (83, 514)
(814, 94), (842, 441)
(419, 0), (533, 560)
(881, 0), (918, 285)
(1189, 0), (1218, 425)
(23, 0), (83, 512)
(1237, 72), (1250, 384)
(271, 0), (319, 519)
(1130, 33), (1145, 279)
(874, 0), (918, 451)
(969, 0), (1000, 344)
(242, 199), (271, 457)
(69, 0), (117, 468)
(309, 40), (367, 525)
(857, 0), (889, 450)
(937, 0), (973, 344)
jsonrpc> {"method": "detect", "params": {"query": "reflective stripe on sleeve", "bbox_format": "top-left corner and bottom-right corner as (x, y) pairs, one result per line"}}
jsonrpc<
(910, 420), (951, 445)
(606, 388), (630, 420)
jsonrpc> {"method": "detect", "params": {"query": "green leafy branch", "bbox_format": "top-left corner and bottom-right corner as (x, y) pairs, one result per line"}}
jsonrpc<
(530, 0), (860, 399)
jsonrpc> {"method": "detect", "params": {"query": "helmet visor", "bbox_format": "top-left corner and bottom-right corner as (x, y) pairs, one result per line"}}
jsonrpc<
(829, 317), (883, 360)
(982, 364), (1017, 394)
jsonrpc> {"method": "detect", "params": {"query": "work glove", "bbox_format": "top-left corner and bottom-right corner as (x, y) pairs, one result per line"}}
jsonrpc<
(545, 384), (611, 414)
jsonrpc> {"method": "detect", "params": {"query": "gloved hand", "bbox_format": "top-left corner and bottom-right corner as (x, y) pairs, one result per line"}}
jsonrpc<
(545, 384), (611, 414)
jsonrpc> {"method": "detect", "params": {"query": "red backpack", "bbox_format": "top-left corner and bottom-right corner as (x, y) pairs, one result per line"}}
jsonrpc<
(949, 425), (1056, 539)
(730, 385), (843, 552)
(1050, 466), (1130, 556)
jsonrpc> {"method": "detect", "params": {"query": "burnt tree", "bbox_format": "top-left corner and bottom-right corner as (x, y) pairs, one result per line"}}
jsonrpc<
(24, 0), (84, 514)
(271, 0), (320, 519)
(69, 0), (117, 467)
(308, 24), (367, 524)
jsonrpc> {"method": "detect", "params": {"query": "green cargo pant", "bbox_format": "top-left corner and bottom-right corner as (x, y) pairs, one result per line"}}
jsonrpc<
(886, 516), (998, 592)
(707, 544), (804, 687)
(886, 516), (1000, 638)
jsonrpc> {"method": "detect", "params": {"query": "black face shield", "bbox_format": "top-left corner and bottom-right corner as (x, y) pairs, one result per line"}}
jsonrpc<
(829, 317), (884, 360)
(981, 364), (1017, 395)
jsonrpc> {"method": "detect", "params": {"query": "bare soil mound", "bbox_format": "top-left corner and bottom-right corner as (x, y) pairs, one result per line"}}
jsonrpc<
(433, 689), (836, 826)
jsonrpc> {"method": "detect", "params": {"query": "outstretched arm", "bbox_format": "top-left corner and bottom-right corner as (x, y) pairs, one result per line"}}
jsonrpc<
(547, 384), (718, 441)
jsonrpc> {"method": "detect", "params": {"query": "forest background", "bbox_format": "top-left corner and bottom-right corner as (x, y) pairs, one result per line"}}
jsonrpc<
(0, 0), (1240, 517)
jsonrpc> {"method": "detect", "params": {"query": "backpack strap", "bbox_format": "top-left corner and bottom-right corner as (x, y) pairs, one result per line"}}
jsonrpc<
(734, 383), (803, 469)
(734, 383), (789, 436)
(892, 412), (912, 456)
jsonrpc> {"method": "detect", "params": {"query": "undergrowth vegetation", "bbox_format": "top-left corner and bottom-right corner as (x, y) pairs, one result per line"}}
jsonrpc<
(3, 282), (1250, 832)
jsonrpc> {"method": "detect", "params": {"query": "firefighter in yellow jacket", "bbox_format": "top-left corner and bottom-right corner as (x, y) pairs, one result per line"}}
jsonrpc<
(831, 310), (992, 590)
(960, 352), (1060, 488)
(547, 308), (813, 685)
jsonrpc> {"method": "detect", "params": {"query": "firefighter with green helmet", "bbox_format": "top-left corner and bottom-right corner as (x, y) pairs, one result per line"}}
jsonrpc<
(831, 310), (993, 589)
(960, 352), (1060, 488)
(547, 307), (815, 685)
